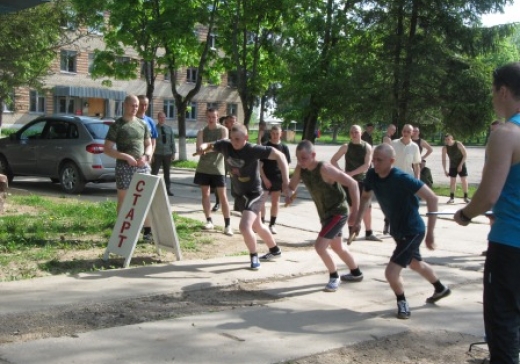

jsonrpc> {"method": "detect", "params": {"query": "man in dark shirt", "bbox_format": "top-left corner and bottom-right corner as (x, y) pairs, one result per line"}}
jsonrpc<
(152, 111), (176, 196)
(361, 123), (375, 146)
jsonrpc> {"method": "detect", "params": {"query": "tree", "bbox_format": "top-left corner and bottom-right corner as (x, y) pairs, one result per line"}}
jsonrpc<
(73, 0), (222, 160)
(217, 0), (286, 127)
(0, 1), (74, 127)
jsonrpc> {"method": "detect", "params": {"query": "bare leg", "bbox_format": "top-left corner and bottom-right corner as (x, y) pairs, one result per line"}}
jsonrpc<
(449, 177), (456, 195)
(216, 186), (230, 219)
(330, 236), (359, 270)
(385, 261), (405, 295)
(409, 259), (439, 284)
(314, 236), (335, 273)
(116, 189), (127, 215)
(363, 206), (372, 231)
(239, 210), (259, 253)
(254, 214), (277, 249)
(200, 185), (211, 219)
(460, 176), (469, 194)
(270, 191), (281, 222)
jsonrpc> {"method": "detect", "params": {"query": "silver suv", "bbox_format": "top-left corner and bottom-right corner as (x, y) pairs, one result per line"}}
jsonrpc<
(0, 115), (116, 194)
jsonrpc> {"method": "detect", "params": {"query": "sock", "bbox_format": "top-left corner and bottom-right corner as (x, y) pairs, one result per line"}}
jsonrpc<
(250, 253), (258, 260)
(224, 218), (230, 227)
(143, 227), (151, 235)
(432, 280), (445, 292)
(270, 216), (277, 226)
(396, 293), (406, 302)
(450, 193), (454, 199)
(329, 271), (339, 279)
(350, 267), (362, 277)
(269, 246), (280, 254)
(366, 230), (373, 236)
(206, 217), (212, 223)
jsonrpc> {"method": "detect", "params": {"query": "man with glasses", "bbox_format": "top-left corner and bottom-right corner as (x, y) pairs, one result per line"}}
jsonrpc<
(152, 111), (176, 196)
(391, 124), (421, 179)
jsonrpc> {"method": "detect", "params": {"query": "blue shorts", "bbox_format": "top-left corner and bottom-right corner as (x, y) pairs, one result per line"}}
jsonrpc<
(391, 232), (425, 268)
(319, 214), (348, 240)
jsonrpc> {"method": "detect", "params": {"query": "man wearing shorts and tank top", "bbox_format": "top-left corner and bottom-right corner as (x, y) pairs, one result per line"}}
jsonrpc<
(194, 108), (232, 236)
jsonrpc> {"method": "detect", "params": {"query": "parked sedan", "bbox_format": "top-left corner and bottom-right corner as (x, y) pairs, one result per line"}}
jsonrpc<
(0, 115), (116, 194)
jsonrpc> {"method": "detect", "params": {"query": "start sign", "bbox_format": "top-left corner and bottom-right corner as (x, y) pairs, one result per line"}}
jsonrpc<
(103, 173), (182, 267)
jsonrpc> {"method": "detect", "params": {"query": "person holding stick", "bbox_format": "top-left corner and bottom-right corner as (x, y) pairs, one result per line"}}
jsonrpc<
(454, 62), (520, 363)
(355, 143), (450, 319)
(287, 140), (364, 292)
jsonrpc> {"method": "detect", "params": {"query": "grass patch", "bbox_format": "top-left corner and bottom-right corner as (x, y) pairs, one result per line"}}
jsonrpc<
(172, 160), (198, 169)
(0, 195), (212, 281)
(431, 184), (477, 198)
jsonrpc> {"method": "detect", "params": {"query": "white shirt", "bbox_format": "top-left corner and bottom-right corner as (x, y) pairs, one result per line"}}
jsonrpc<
(392, 138), (421, 176)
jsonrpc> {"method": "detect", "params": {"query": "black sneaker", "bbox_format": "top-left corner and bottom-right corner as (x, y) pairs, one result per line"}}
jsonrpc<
(426, 286), (451, 304)
(259, 250), (282, 261)
(397, 300), (410, 319)
(340, 273), (364, 282)
(211, 203), (220, 212)
(383, 222), (389, 235)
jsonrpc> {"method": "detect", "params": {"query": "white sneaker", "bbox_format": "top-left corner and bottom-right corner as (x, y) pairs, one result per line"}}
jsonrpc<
(204, 221), (214, 230)
(269, 225), (277, 234)
(224, 225), (233, 236)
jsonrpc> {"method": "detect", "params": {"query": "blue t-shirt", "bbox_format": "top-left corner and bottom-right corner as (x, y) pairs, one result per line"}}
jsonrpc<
(139, 115), (158, 139)
(364, 167), (424, 239)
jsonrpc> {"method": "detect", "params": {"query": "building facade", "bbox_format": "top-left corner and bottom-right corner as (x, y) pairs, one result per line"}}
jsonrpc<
(3, 26), (242, 136)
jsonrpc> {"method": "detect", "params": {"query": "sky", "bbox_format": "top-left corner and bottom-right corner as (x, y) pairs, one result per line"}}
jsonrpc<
(480, 1), (520, 26)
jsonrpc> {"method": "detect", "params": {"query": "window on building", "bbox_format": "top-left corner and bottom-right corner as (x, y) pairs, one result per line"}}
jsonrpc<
(88, 53), (95, 74)
(57, 97), (75, 114)
(209, 33), (217, 49)
(164, 100), (175, 119)
(87, 11), (104, 34)
(227, 71), (238, 88)
(186, 103), (197, 120)
(207, 102), (219, 112)
(60, 8), (77, 30)
(30, 91), (45, 113)
(60, 50), (77, 73)
(114, 100), (123, 117)
(227, 103), (237, 117)
(187, 68), (198, 83)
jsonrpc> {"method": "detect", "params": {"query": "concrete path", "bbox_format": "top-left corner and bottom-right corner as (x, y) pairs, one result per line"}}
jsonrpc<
(0, 169), (490, 364)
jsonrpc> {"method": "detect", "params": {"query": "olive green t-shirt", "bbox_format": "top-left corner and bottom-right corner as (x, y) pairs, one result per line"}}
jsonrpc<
(196, 124), (226, 175)
(300, 162), (348, 222)
(446, 142), (463, 168)
(106, 117), (150, 159)
(345, 141), (368, 182)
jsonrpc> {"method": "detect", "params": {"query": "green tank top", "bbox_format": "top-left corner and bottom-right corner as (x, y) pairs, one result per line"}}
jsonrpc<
(345, 141), (368, 181)
(300, 162), (348, 221)
(196, 124), (225, 175)
(446, 142), (463, 168)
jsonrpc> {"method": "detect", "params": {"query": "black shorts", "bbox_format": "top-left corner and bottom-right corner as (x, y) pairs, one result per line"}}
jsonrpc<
(344, 180), (368, 207)
(234, 192), (267, 214)
(318, 214), (347, 239)
(448, 164), (468, 178)
(391, 232), (425, 268)
(194, 172), (226, 188)
(262, 174), (283, 192)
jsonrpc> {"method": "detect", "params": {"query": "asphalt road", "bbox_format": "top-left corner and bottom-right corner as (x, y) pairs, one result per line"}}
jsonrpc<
(8, 143), (485, 198)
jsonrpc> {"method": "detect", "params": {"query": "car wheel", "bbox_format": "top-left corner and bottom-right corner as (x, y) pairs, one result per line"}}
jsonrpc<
(59, 162), (86, 194)
(0, 155), (14, 184)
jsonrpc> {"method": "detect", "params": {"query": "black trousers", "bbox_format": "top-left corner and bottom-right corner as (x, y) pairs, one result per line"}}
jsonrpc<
(151, 154), (172, 190)
(484, 242), (520, 364)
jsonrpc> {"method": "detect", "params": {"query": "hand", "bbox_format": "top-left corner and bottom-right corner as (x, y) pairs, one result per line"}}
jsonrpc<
(444, 170), (449, 177)
(457, 165), (462, 173)
(425, 231), (435, 250)
(125, 155), (138, 167)
(263, 178), (272, 189)
(454, 209), (471, 226)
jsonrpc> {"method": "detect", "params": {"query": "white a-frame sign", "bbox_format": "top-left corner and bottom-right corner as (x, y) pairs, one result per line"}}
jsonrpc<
(103, 174), (182, 268)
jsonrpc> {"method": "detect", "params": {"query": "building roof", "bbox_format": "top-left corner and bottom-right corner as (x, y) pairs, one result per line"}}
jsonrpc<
(0, 0), (49, 14)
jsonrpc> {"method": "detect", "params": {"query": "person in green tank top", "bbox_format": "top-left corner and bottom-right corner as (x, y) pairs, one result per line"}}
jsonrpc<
(194, 108), (232, 236)
(287, 140), (364, 292)
(331, 125), (381, 242)
(441, 134), (470, 204)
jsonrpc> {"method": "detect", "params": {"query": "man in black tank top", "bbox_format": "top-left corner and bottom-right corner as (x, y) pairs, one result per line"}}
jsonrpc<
(441, 134), (470, 204)
(411, 126), (433, 159)
(331, 125), (381, 242)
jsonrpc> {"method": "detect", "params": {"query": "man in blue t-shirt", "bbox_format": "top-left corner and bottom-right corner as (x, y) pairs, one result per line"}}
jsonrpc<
(354, 144), (451, 320)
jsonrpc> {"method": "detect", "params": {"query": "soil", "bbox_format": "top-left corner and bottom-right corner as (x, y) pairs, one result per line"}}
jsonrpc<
(0, 202), (490, 364)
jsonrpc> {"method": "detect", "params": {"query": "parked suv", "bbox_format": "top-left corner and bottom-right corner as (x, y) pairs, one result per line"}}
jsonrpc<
(0, 115), (116, 194)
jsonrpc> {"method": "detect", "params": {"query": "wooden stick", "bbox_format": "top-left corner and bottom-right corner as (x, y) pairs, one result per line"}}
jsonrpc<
(346, 231), (358, 245)
(192, 144), (213, 157)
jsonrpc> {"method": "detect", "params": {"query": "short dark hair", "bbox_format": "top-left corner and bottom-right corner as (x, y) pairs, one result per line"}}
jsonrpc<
(366, 123), (374, 127)
(491, 120), (500, 126)
(493, 62), (520, 99)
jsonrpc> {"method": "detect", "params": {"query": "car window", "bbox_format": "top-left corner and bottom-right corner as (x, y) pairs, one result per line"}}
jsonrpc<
(85, 122), (111, 140)
(45, 122), (70, 140)
(20, 121), (46, 140)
